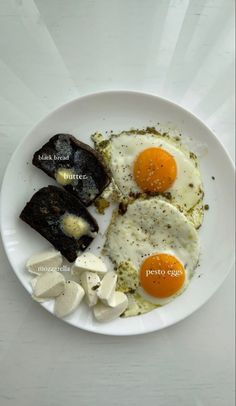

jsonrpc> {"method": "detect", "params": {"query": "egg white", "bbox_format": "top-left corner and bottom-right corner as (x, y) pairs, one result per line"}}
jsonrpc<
(104, 198), (200, 272)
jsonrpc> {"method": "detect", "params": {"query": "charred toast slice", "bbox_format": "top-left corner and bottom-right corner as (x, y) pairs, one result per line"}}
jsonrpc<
(32, 134), (111, 206)
(20, 186), (99, 262)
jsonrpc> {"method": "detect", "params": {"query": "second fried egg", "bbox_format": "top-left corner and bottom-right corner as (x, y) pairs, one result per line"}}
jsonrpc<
(103, 197), (200, 306)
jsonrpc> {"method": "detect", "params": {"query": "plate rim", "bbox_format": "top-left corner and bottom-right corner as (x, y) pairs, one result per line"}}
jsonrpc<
(0, 89), (235, 336)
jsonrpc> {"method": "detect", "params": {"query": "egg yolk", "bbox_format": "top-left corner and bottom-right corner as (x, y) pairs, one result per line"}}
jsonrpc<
(140, 254), (185, 298)
(133, 147), (177, 192)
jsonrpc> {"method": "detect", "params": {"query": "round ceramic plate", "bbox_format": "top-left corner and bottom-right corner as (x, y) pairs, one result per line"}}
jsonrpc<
(0, 91), (235, 336)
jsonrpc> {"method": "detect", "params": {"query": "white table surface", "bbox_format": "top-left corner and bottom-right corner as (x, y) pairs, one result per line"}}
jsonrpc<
(0, 1), (235, 405)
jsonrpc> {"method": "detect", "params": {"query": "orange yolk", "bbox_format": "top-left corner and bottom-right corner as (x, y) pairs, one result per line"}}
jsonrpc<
(140, 254), (185, 298)
(133, 147), (177, 193)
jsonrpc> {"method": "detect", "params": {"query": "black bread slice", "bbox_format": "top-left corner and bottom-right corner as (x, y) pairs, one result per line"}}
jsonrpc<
(20, 186), (99, 262)
(32, 134), (111, 206)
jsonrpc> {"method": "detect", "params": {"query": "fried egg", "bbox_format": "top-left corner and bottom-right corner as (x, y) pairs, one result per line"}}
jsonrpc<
(103, 198), (200, 308)
(92, 130), (204, 228)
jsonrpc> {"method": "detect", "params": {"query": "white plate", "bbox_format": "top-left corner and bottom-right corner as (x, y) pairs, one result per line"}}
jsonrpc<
(0, 91), (235, 336)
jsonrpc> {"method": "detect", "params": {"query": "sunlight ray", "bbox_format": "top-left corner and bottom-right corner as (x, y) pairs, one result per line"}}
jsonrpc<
(34, 0), (166, 94)
(0, 59), (48, 122)
(0, 0), (78, 111)
(143, 0), (190, 96)
(194, 61), (234, 120)
(182, 22), (234, 108)
(167, 1), (233, 102)
(0, 95), (31, 125)
(206, 95), (235, 160)
(162, 0), (206, 97)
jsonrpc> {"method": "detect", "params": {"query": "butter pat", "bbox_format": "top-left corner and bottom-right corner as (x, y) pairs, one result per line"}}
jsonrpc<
(32, 270), (65, 298)
(61, 213), (89, 239)
(93, 292), (128, 322)
(54, 281), (84, 318)
(26, 249), (62, 275)
(97, 271), (117, 306)
(71, 253), (107, 280)
(55, 168), (74, 185)
(80, 271), (100, 307)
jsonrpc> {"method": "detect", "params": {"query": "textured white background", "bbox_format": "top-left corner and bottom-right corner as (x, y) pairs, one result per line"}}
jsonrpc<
(0, 1), (235, 405)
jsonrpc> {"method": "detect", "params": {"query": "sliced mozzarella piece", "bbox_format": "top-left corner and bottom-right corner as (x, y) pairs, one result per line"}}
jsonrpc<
(80, 271), (100, 307)
(33, 270), (65, 298)
(30, 278), (51, 302)
(71, 253), (107, 281)
(120, 294), (140, 317)
(32, 295), (52, 303)
(93, 292), (128, 322)
(26, 249), (62, 275)
(54, 281), (85, 318)
(30, 278), (37, 289)
(107, 291), (128, 308)
(96, 271), (117, 306)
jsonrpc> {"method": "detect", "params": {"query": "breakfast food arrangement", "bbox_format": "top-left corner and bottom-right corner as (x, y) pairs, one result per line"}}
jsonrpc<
(20, 127), (206, 323)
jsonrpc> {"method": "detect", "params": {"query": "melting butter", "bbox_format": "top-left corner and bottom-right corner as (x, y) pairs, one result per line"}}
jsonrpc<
(55, 168), (74, 185)
(61, 213), (89, 239)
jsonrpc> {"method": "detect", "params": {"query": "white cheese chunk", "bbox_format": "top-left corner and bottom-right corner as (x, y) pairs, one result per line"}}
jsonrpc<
(122, 294), (140, 317)
(93, 292), (128, 322)
(54, 281), (85, 318)
(30, 278), (51, 302)
(32, 270), (65, 298)
(107, 291), (128, 308)
(80, 271), (100, 307)
(32, 295), (52, 303)
(71, 253), (107, 280)
(30, 278), (37, 289)
(26, 249), (63, 275)
(96, 271), (117, 306)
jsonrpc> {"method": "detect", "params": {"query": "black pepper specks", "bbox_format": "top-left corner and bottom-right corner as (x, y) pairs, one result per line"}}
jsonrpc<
(118, 202), (128, 215)
(91, 284), (100, 291)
